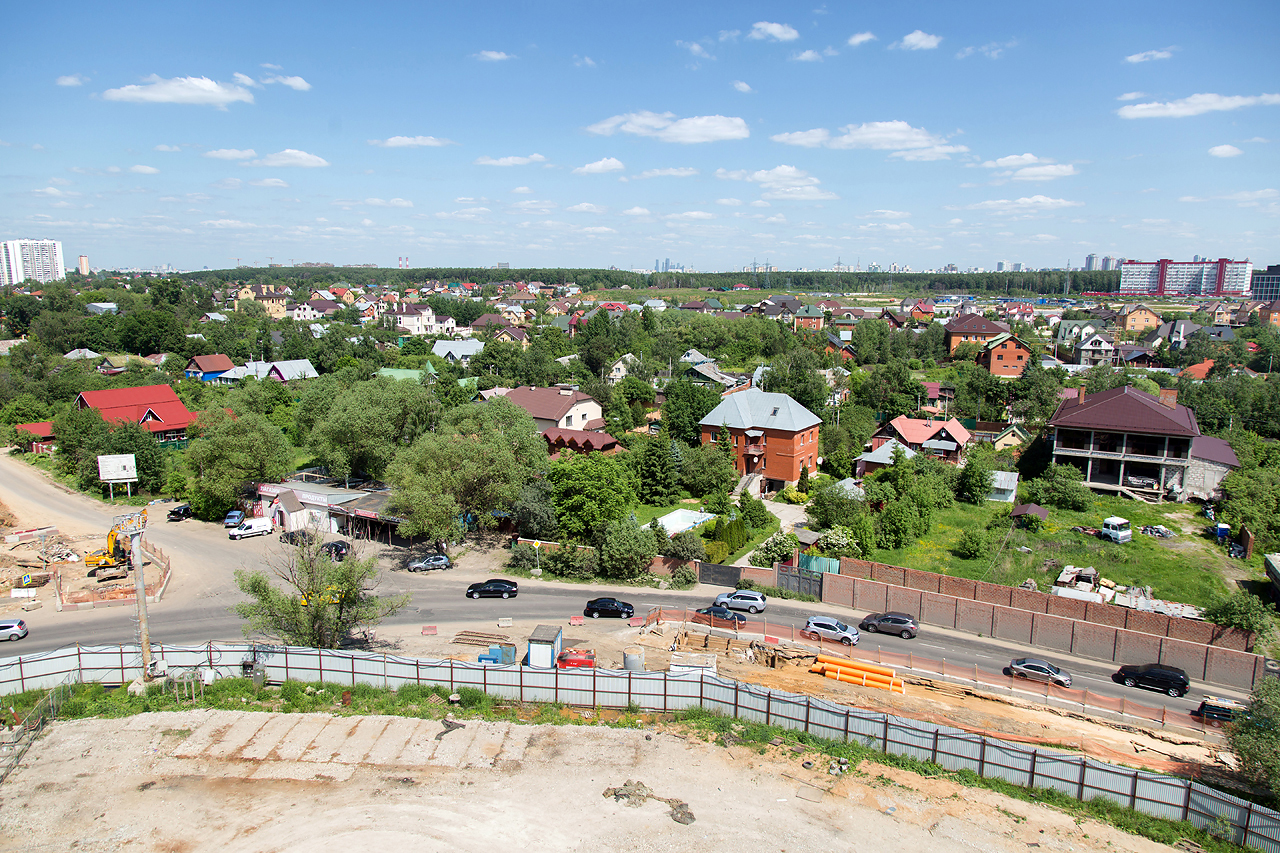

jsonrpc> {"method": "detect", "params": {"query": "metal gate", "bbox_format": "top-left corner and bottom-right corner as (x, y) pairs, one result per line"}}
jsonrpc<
(697, 562), (742, 588)
(777, 563), (824, 598)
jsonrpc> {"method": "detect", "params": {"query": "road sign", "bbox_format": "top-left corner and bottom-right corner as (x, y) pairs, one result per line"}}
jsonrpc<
(97, 454), (138, 484)
(21, 574), (30, 587)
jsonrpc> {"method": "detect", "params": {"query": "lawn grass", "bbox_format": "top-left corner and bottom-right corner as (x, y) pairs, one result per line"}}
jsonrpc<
(870, 496), (1233, 609)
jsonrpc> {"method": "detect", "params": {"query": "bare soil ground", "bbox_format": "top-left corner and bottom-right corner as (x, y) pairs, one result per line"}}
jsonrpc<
(0, 709), (1186, 853)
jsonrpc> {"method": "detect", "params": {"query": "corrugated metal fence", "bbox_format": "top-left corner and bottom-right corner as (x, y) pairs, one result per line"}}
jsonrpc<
(1, 643), (1276, 853)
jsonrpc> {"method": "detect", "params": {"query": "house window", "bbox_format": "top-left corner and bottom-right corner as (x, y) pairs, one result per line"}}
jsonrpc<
(997, 354), (1004, 361)
(565, 415), (573, 426)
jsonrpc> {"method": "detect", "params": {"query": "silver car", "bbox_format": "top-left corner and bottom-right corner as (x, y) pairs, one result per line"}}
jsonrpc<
(802, 616), (859, 646)
(1009, 657), (1072, 687)
(714, 589), (767, 614)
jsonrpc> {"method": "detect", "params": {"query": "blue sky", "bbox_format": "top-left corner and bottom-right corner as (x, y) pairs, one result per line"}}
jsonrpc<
(2, 1), (1277, 273)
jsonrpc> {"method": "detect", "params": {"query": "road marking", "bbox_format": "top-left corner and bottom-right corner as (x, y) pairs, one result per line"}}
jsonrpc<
(917, 643), (948, 651)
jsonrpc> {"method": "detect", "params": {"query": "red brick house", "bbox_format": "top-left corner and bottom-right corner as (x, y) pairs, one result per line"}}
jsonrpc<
(698, 389), (822, 491)
(978, 333), (1034, 377)
(74, 385), (195, 443)
(944, 315), (1009, 354)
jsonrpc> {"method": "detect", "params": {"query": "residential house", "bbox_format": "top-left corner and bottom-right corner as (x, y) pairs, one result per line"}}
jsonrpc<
(993, 423), (1031, 452)
(824, 332), (855, 362)
(491, 326), (530, 349)
(14, 422), (55, 454)
(432, 339), (484, 366)
(1053, 319), (1098, 359)
(304, 299), (342, 319)
(1000, 303), (1035, 324)
(944, 315), (1009, 353)
(543, 427), (619, 458)
(1142, 319), (1201, 349)
(1179, 360), (1215, 381)
(1262, 301), (1280, 327)
(909, 299), (936, 323)
(74, 384), (194, 443)
(682, 361), (744, 392)
(871, 416), (973, 464)
(879, 309), (911, 330)
(680, 348), (713, 366)
(978, 333), (1034, 377)
(64, 348), (101, 361)
(97, 354), (153, 376)
(642, 298), (668, 312)
(1231, 301), (1264, 326)
(855, 438), (916, 477)
(86, 302), (117, 316)
(1085, 306), (1118, 326)
(471, 313), (511, 333)
(310, 289), (337, 302)
(1117, 304), (1161, 334)
(236, 284), (287, 319)
(375, 365), (437, 383)
(987, 471), (1019, 502)
(1116, 345), (1161, 368)
(184, 354), (235, 382)
(199, 312), (228, 323)
(217, 359), (319, 384)
(793, 304), (825, 331)
(1186, 436), (1241, 500)
(698, 388), (822, 491)
(816, 299), (844, 312)
(386, 303), (437, 337)
(1047, 386), (1205, 495)
(1199, 300), (1236, 326)
(1206, 326), (1237, 343)
(503, 385), (603, 432)
(757, 303), (794, 322)
(606, 354), (640, 385)
(1074, 331), (1116, 367)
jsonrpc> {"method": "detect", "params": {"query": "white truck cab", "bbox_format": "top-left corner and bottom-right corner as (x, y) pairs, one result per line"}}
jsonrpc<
(229, 517), (274, 540)
(1100, 516), (1131, 544)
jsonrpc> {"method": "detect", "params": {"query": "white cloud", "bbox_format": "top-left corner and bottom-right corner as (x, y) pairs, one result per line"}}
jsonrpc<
(474, 50), (514, 61)
(369, 135), (453, 147)
(892, 30), (941, 50)
(34, 187), (80, 198)
(247, 149), (329, 167)
(581, 226), (615, 234)
(1013, 164), (1078, 181)
(1209, 144), (1243, 158)
(858, 209), (911, 219)
(106, 166), (121, 172)
(201, 219), (255, 228)
(763, 214), (786, 223)
(212, 178), (242, 189)
(1125, 47), (1174, 63)
(773, 119), (968, 160)
(48, 177), (73, 185)
(732, 80), (753, 93)
(848, 32), (876, 47)
(567, 202), (606, 213)
(572, 157), (625, 174)
(792, 50), (824, 62)
(575, 55), (597, 67)
(1117, 91), (1146, 101)
(101, 75), (255, 109)
(622, 206), (651, 216)
(982, 153), (1044, 168)
(750, 200), (771, 207)
(512, 186), (532, 194)
(56, 74), (88, 86)
(129, 165), (159, 174)
(475, 153), (547, 166)
(677, 40), (713, 59)
(435, 208), (490, 220)
(587, 110), (749, 143)
(366, 197), (413, 207)
(719, 29), (740, 41)
(636, 167), (698, 178)
(1180, 189), (1277, 204)
(956, 40), (1016, 59)
(717, 198), (743, 206)
(508, 200), (558, 213)
(962, 195), (1083, 212)
(665, 211), (714, 220)
(262, 75), (310, 90)
(1118, 93), (1280, 119)
(748, 22), (800, 42)
(249, 178), (289, 187)
(233, 72), (261, 88)
(716, 164), (839, 200)
(204, 148), (257, 160)
(153, 144), (181, 152)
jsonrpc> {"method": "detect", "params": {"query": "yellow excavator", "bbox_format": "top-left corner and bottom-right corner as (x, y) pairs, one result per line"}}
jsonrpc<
(84, 523), (132, 581)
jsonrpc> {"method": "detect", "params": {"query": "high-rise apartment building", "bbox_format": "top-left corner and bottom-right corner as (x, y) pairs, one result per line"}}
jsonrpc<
(1084, 254), (1099, 271)
(78, 255), (89, 276)
(1251, 264), (1280, 303)
(1012, 262), (1024, 272)
(1119, 258), (1253, 297)
(0, 239), (66, 287)
(996, 260), (1007, 272)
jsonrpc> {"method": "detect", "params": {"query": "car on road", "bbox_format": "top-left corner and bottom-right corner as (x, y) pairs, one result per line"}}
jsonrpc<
(584, 597), (634, 618)
(1008, 657), (1072, 688)
(408, 554), (452, 572)
(692, 605), (747, 628)
(859, 612), (919, 639)
(0, 619), (27, 642)
(223, 510), (245, 528)
(713, 589), (767, 614)
(280, 529), (319, 547)
(801, 616), (860, 646)
(228, 517), (273, 540)
(1115, 663), (1190, 697)
(1190, 696), (1244, 728)
(166, 504), (193, 522)
(321, 541), (351, 562)
(467, 579), (518, 599)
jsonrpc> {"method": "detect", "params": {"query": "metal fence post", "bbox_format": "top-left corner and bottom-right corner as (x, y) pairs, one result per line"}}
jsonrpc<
(843, 707), (850, 743)
(733, 681), (740, 719)
(765, 692), (772, 726)
(804, 696), (811, 734)
(882, 717), (890, 752)
(1029, 751), (1038, 788)
(1077, 758), (1087, 800)
(1243, 802), (1255, 847)
(1129, 770), (1139, 809)
(520, 665), (525, 704)
(1182, 782), (1193, 822)
(978, 738), (987, 777)
(931, 730), (939, 764)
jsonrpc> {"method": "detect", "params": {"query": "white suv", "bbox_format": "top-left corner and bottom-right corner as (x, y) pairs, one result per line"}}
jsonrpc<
(714, 590), (767, 614)
(802, 616), (859, 646)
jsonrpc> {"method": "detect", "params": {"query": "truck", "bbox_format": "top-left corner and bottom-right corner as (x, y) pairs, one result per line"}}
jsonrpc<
(1100, 516), (1132, 544)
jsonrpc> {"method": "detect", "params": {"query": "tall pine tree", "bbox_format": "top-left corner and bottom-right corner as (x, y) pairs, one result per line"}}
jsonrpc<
(637, 436), (679, 506)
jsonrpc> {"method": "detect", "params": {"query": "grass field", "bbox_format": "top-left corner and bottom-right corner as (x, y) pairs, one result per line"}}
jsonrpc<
(870, 495), (1240, 610)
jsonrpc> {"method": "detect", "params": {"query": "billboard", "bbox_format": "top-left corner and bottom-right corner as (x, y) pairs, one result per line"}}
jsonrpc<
(97, 454), (138, 484)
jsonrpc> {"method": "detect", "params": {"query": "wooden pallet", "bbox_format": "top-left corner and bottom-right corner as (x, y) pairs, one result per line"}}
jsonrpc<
(453, 630), (511, 647)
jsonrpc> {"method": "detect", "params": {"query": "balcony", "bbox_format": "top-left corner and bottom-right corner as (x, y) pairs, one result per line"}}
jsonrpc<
(743, 442), (766, 457)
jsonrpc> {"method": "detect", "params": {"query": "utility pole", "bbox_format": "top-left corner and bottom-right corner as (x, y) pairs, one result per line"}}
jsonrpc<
(118, 509), (153, 679)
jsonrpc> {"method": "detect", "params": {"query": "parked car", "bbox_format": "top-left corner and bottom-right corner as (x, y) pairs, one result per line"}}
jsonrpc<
(0, 618), (27, 642)
(713, 589), (767, 614)
(801, 616), (859, 646)
(321, 541), (351, 562)
(859, 612), (919, 639)
(280, 529), (319, 547)
(692, 605), (746, 627)
(223, 510), (245, 528)
(1008, 657), (1072, 688)
(1115, 663), (1190, 697)
(584, 597), (634, 618)
(467, 579), (518, 599)
(228, 517), (273, 540)
(407, 554), (451, 571)
(166, 504), (193, 522)
(1190, 696), (1244, 727)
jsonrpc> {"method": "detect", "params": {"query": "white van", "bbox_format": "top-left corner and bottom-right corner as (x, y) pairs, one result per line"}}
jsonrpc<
(229, 517), (274, 540)
(1100, 516), (1132, 544)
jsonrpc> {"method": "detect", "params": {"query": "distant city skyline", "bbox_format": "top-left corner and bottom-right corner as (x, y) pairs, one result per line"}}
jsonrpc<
(2, 2), (1276, 271)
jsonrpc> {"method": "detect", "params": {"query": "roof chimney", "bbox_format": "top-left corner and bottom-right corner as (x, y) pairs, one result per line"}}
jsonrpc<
(1158, 389), (1178, 409)
(1077, 385), (1086, 403)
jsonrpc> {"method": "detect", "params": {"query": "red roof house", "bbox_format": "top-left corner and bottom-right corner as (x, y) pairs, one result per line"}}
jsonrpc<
(871, 416), (973, 463)
(74, 385), (194, 442)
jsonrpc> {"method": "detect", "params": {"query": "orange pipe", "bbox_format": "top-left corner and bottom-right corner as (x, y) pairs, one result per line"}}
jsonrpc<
(825, 669), (906, 693)
(816, 654), (895, 678)
(823, 668), (894, 687)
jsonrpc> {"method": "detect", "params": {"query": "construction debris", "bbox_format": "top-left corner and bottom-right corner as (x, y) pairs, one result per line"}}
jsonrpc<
(602, 780), (695, 825)
(452, 631), (511, 647)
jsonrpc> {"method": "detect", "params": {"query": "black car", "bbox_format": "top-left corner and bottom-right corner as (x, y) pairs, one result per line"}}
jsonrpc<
(280, 529), (319, 547)
(584, 597), (634, 618)
(166, 504), (193, 522)
(321, 541), (351, 562)
(467, 579), (519, 599)
(693, 605), (747, 627)
(1115, 663), (1190, 697)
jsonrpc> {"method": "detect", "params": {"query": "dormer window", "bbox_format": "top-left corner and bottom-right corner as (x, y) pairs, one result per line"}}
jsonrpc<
(770, 407), (779, 416)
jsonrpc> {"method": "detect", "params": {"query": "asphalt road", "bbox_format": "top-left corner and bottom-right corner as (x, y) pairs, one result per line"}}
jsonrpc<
(0, 454), (1241, 722)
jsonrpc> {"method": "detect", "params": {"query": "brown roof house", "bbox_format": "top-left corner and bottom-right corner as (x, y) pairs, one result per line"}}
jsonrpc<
(944, 315), (1009, 353)
(502, 385), (604, 432)
(1047, 386), (1237, 499)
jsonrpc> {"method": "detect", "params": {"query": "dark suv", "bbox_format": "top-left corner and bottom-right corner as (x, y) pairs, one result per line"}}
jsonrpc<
(859, 612), (919, 639)
(1116, 663), (1190, 697)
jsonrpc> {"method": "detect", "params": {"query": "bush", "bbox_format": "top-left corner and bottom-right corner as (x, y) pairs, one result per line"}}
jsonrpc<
(1023, 463), (1093, 512)
(749, 531), (801, 567)
(815, 525), (862, 558)
(704, 490), (731, 515)
(777, 485), (808, 505)
(544, 545), (596, 580)
(954, 528), (990, 560)
(705, 540), (731, 564)
(1202, 590), (1277, 640)
(663, 529), (707, 561)
(738, 493), (773, 530)
(670, 563), (698, 588)
(508, 542), (539, 571)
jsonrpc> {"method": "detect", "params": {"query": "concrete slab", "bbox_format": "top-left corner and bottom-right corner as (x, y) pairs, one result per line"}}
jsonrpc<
(364, 716), (421, 766)
(333, 717), (390, 764)
(394, 720), (443, 766)
(249, 760), (356, 782)
(203, 713), (270, 759)
(171, 718), (232, 758)
(238, 714), (304, 761)
(462, 720), (510, 768)
(271, 715), (328, 761)
(300, 716), (360, 764)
